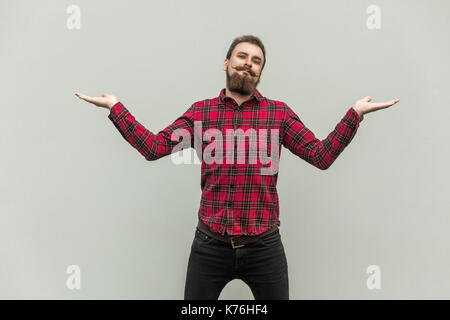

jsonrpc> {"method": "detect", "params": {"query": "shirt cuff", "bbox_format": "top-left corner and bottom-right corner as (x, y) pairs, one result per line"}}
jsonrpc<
(349, 107), (364, 123)
(108, 101), (129, 121)
(341, 107), (363, 128)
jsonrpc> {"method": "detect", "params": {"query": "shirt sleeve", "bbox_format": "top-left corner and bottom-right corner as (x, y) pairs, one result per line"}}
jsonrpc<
(281, 105), (363, 170)
(107, 101), (195, 161)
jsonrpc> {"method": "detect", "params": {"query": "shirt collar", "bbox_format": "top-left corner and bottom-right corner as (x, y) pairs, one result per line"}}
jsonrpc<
(218, 87), (264, 106)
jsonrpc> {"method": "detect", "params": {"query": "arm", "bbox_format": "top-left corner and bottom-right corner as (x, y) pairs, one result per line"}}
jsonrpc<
(281, 105), (363, 170)
(75, 92), (194, 161)
(281, 95), (400, 170)
(108, 102), (194, 161)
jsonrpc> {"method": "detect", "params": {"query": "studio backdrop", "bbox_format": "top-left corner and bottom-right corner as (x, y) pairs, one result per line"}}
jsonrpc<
(1, 0), (448, 299)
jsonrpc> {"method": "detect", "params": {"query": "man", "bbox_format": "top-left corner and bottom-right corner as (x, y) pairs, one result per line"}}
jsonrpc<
(75, 35), (400, 300)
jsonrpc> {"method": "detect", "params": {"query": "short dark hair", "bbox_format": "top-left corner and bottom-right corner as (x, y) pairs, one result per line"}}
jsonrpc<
(226, 35), (266, 71)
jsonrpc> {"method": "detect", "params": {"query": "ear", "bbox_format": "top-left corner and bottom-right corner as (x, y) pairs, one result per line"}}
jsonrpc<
(222, 59), (229, 71)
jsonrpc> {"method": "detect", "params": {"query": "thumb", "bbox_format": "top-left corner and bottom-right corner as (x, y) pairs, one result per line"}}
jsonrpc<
(363, 96), (372, 102)
(102, 93), (108, 97)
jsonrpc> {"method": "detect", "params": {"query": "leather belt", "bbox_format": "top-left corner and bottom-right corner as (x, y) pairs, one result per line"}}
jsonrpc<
(196, 220), (279, 249)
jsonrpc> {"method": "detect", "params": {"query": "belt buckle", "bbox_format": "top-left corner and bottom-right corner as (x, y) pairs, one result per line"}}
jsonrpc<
(230, 236), (245, 249)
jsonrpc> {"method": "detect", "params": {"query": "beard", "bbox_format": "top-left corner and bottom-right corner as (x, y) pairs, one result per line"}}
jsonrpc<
(226, 65), (260, 96)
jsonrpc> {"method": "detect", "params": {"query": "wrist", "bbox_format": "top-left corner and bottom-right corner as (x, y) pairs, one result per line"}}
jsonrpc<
(352, 106), (364, 117)
(108, 101), (119, 110)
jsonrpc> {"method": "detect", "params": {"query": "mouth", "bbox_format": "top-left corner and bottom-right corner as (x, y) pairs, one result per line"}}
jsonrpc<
(231, 65), (254, 77)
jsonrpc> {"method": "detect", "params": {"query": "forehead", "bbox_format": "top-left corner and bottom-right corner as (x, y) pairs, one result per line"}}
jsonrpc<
(232, 42), (264, 59)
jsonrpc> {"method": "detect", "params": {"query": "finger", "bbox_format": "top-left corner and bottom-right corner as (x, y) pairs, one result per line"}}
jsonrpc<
(76, 93), (97, 104)
(370, 100), (399, 108)
(386, 98), (400, 105)
(362, 96), (372, 102)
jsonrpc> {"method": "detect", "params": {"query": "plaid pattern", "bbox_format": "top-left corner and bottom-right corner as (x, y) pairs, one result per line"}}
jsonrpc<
(108, 88), (364, 236)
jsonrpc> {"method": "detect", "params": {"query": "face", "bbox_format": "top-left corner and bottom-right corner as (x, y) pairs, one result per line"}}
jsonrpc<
(223, 42), (264, 96)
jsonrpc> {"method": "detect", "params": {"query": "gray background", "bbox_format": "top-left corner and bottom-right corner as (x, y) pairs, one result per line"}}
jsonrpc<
(1, 0), (449, 299)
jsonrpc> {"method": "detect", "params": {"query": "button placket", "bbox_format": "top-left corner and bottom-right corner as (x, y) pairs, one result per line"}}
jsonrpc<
(225, 108), (241, 215)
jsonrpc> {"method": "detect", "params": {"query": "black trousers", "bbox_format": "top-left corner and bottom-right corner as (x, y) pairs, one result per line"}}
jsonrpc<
(184, 228), (289, 300)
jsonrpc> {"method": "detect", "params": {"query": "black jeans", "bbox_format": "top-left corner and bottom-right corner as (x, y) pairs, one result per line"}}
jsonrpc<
(184, 228), (289, 300)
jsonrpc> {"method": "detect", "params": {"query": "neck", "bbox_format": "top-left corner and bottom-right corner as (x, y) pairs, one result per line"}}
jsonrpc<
(225, 87), (254, 106)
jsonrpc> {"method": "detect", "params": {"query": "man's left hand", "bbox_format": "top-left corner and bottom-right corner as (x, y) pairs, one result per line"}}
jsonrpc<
(353, 96), (400, 117)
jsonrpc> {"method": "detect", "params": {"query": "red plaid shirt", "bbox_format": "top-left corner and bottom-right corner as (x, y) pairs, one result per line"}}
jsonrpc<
(108, 88), (364, 236)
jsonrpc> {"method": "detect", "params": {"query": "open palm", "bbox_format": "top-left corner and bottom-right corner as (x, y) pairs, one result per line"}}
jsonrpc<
(354, 96), (400, 116)
(75, 92), (118, 110)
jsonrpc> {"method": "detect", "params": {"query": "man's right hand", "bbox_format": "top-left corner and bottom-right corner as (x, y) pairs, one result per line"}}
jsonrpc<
(75, 92), (118, 110)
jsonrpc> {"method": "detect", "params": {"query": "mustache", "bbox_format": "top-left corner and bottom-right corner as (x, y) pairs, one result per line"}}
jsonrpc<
(233, 65), (258, 77)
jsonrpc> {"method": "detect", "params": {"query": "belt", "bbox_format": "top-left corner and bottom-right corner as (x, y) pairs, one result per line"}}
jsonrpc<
(196, 220), (279, 249)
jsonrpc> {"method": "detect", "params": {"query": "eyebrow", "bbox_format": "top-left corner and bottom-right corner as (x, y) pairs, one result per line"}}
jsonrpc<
(236, 51), (263, 62)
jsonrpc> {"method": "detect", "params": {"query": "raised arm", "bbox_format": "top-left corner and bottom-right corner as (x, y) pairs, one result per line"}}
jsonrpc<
(281, 96), (400, 170)
(75, 92), (194, 161)
(281, 104), (362, 170)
